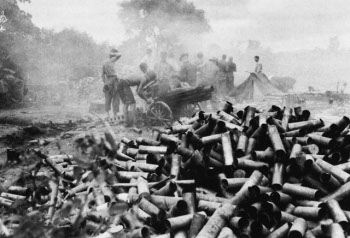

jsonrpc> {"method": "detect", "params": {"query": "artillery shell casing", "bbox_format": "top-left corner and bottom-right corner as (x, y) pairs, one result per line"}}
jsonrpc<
(327, 223), (346, 238)
(267, 125), (286, 160)
(173, 230), (187, 238)
(201, 134), (222, 145)
(139, 145), (168, 154)
(254, 147), (275, 162)
(229, 216), (249, 230)
(237, 159), (269, 174)
(165, 213), (195, 231)
(267, 116), (285, 133)
(169, 200), (188, 217)
(282, 183), (321, 200)
(316, 159), (350, 183)
(246, 138), (257, 155)
(217, 110), (238, 124)
(243, 106), (256, 128)
(295, 136), (313, 145)
(292, 206), (326, 220)
(236, 133), (248, 158)
(0, 197), (13, 207)
(220, 120), (243, 131)
(270, 191), (292, 205)
(117, 171), (148, 181)
(301, 144), (319, 155)
(170, 154), (181, 179)
(320, 173), (341, 191)
(137, 176), (150, 197)
(229, 170), (263, 205)
(281, 107), (292, 130)
(336, 116), (350, 132)
(272, 163), (285, 190)
(136, 137), (161, 146)
(129, 227), (150, 238)
(187, 131), (204, 149)
(182, 189), (196, 214)
(221, 178), (248, 190)
(326, 199), (349, 229)
(188, 212), (207, 238)
(153, 182), (177, 196)
(7, 186), (29, 196)
(197, 200), (221, 215)
(221, 132), (237, 167)
(152, 129), (161, 141)
(266, 222), (292, 238)
(68, 182), (89, 196)
(284, 129), (307, 137)
(196, 204), (235, 238)
(303, 175), (330, 195)
(288, 218), (307, 238)
(217, 227), (237, 238)
(212, 120), (228, 134)
(196, 192), (230, 204)
(138, 197), (165, 220)
(134, 154), (150, 161)
(335, 161), (350, 172)
(307, 134), (336, 148)
(288, 119), (324, 131)
(294, 200), (325, 208)
(281, 211), (297, 223)
(289, 144), (302, 162)
(126, 148), (139, 157)
(0, 192), (26, 201)
(149, 195), (183, 211)
(171, 124), (192, 134)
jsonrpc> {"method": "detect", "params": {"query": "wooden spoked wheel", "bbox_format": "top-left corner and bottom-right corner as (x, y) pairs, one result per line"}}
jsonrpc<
(181, 103), (202, 118)
(147, 101), (174, 126)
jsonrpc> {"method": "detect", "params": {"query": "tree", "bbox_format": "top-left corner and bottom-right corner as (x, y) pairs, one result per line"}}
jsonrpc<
(119, 0), (210, 52)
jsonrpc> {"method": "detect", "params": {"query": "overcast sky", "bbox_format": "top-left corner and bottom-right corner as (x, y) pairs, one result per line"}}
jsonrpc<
(19, 0), (350, 52)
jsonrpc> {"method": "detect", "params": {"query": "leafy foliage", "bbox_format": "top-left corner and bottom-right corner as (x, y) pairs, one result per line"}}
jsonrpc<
(118, 0), (210, 64)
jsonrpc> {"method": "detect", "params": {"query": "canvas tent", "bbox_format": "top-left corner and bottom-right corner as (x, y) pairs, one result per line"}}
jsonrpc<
(229, 73), (284, 101)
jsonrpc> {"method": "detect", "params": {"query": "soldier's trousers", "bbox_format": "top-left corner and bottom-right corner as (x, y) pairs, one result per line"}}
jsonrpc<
(104, 83), (120, 113)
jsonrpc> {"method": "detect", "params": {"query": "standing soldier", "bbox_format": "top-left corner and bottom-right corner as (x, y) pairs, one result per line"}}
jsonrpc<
(200, 57), (220, 111)
(179, 53), (197, 87)
(102, 49), (121, 119)
(226, 57), (237, 92)
(154, 51), (173, 96)
(217, 54), (228, 95)
(194, 52), (205, 83)
(254, 55), (263, 74)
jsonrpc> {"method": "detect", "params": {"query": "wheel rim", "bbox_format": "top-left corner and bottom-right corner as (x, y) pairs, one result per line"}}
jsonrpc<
(147, 101), (173, 126)
(181, 103), (202, 118)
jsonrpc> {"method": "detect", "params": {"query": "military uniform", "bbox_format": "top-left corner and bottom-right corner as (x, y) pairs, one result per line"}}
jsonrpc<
(179, 61), (197, 87)
(102, 60), (120, 113)
(226, 60), (237, 92)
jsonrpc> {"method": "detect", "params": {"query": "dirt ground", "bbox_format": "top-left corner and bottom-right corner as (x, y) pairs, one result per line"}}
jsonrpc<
(0, 97), (347, 191)
(0, 103), (152, 191)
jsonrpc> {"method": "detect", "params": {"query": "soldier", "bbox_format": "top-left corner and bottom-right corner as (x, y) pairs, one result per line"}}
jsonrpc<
(194, 52), (205, 83)
(102, 49), (121, 119)
(217, 54), (228, 95)
(254, 55), (263, 74)
(140, 48), (155, 70)
(118, 63), (157, 127)
(179, 53), (197, 87)
(154, 51), (173, 96)
(200, 57), (220, 111)
(226, 57), (237, 92)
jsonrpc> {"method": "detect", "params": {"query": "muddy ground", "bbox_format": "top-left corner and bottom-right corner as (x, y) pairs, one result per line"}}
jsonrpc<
(0, 97), (347, 191)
